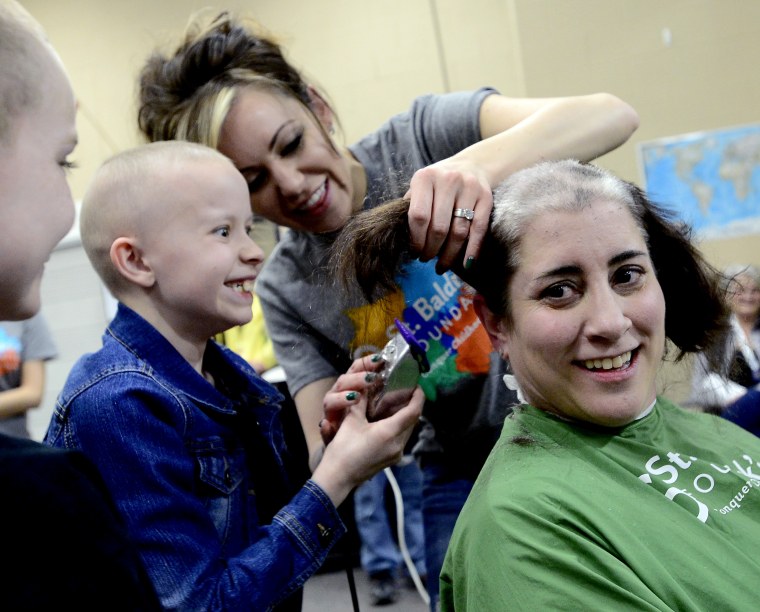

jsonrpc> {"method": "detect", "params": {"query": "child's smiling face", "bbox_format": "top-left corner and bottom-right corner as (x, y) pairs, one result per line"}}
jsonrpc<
(140, 156), (265, 342)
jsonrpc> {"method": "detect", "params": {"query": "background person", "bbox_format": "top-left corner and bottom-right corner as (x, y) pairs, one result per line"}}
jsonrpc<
(329, 158), (760, 610)
(216, 293), (278, 376)
(45, 140), (423, 611)
(0, 1), (159, 607)
(135, 11), (639, 608)
(688, 263), (760, 435)
(688, 264), (760, 410)
(0, 311), (57, 438)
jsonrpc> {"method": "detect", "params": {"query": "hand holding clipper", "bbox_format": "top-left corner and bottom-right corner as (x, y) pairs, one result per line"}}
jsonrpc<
(366, 319), (430, 422)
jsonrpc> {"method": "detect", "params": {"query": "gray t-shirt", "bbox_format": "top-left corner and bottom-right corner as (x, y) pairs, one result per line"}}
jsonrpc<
(257, 89), (516, 475)
(0, 312), (58, 438)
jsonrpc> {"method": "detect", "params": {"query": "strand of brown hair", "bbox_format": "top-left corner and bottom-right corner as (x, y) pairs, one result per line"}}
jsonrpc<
(329, 198), (412, 302)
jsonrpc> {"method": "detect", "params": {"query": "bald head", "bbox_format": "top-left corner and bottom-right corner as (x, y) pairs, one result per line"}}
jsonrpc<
(0, 0), (53, 143)
(80, 141), (237, 296)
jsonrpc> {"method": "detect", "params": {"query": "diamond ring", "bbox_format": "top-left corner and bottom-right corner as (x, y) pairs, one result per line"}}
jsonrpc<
(452, 208), (475, 221)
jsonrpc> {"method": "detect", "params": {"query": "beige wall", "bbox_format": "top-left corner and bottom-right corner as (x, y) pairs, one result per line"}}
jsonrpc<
(510, 0), (760, 277)
(19, 0), (760, 430)
(25, 1), (760, 245)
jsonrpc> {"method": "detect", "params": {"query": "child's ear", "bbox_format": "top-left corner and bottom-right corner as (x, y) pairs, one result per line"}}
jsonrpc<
(110, 238), (155, 288)
(473, 294), (510, 360)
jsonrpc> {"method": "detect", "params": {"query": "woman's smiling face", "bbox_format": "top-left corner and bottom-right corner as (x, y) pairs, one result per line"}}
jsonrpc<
(217, 87), (355, 234)
(492, 199), (666, 426)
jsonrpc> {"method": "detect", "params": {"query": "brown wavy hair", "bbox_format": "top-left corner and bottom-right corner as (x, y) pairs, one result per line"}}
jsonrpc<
(137, 10), (325, 146)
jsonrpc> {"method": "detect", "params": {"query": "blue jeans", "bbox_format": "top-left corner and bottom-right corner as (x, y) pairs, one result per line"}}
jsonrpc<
(420, 460), (474, 612)
(353, 458), (426, 577)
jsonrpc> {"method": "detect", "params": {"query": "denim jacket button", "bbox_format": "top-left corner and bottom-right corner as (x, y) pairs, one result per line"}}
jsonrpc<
(224, 469), (233, 485)
(317, 523), (333, 546)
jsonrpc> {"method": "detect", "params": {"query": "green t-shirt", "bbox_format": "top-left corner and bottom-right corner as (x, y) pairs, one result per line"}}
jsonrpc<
(441, 398), (760, 611)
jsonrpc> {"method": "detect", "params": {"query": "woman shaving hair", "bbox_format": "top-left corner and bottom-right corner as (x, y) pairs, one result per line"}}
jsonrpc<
(332, 159), (760, 610)
(136, 12), (639, 606)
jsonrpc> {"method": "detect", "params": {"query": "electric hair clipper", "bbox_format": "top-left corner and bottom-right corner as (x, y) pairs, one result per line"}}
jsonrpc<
(366, 319), (430, 421)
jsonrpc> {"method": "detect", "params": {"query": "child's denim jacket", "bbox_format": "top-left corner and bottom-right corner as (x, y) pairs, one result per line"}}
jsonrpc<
(45, 303), (345, 611)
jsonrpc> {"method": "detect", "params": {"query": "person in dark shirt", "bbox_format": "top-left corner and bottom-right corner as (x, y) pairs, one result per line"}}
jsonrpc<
(0, 2), (159, 608)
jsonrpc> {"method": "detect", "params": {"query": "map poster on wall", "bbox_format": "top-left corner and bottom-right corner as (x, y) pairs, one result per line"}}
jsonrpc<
(638, 123), (760, 239)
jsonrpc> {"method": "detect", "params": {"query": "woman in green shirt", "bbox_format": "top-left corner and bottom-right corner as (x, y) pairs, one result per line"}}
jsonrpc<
(334, 159), (760, 611)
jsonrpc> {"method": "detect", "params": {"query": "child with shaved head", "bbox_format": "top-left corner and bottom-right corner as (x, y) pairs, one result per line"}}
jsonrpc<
(45, 140), (423, 611)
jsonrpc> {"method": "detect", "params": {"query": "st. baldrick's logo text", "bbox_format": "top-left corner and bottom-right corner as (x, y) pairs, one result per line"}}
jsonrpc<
(409, 273), (468, 348)
(639, 451), (760, 522)
(351, 272), (473, 360)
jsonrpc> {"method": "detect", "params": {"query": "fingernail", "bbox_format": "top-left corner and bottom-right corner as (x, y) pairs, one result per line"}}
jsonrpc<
(345, 391), (358, 401)
(364, 372), (377, 383)
(371, 354), (382, 363)
(465, 256), (475, 270)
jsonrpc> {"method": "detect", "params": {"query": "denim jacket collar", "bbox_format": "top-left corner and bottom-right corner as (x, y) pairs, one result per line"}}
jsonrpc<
(108, 303), (283, 415)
